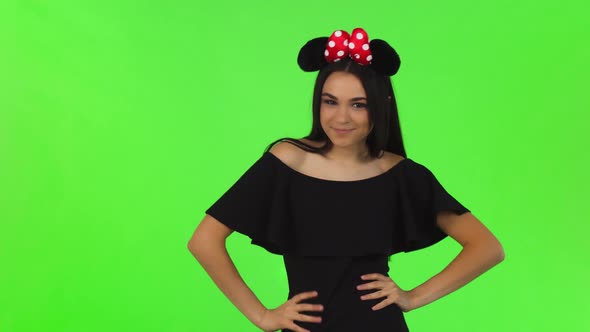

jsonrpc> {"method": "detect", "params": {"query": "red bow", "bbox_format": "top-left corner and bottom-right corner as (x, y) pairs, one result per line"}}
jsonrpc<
(324, 28), (373, 65)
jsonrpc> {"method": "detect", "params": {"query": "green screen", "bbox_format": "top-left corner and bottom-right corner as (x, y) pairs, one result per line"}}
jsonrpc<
(1, 0), (588, 331)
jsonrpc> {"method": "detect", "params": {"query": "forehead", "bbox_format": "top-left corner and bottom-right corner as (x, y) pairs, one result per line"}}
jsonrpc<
(322, 72), (365, 96)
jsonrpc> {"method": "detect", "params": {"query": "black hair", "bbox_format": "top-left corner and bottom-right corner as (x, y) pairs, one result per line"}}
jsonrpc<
(264, 57), (406, 159)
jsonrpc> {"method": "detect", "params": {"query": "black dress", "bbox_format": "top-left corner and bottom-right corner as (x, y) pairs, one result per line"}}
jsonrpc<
(205, 150), (470, 332)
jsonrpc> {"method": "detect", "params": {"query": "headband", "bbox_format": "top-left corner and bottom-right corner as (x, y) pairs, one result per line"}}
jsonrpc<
(297, 27), (401, 76)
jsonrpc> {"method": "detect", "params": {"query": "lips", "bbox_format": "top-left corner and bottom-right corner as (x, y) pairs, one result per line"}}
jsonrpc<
(333, 128), (353, 134)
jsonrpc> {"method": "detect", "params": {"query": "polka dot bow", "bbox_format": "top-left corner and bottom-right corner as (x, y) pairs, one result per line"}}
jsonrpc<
(297, 28), (401, 76)
(324, 28), (372, 65)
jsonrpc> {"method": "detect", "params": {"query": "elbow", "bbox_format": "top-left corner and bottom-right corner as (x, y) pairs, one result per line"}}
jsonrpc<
(484, 233), (505, 263)
(489, 238), (506, 263)
(187, 240), (201, 257)
(187, 234), (227, 259)
(495, 243), (506, 263)
(187, 215), (233, 257)
(467, 236), (505, 264)
(188, 241), (210, 262)
(187, 234), (206, 257)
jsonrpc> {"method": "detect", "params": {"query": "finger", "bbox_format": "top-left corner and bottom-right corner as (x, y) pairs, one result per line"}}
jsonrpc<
(381, 275), (398, 287)
(361, 273), (384, 280)
(360, 289), (387, 300)
(292, 290), (319, 302)
(287, 322), (309, 332)
(371, 297), (394, 311)
(296, 303), (324, 312)
(357, 281), (382, 290)
(294, 312), (323, 323)
(360, 276), (398, 289)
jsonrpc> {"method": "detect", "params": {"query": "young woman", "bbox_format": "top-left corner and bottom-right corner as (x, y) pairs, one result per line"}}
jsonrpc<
(188, 28), (505, 332)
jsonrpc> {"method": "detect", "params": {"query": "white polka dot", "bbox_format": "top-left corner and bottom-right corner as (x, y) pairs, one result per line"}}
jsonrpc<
(325, 50), (329, 56)
(335, 30), (342, 37)
(367, 55), (373, 61)
(328, 41), (335, 48)
(343, 39), (348, 46)
(354, 54), (360, 59)
(349, 42), (355, 49)
(337, 50), (345, 57)
(362, 43), (369, 51)
(334, 58), (341, 62)
(356, 32), (364, 39)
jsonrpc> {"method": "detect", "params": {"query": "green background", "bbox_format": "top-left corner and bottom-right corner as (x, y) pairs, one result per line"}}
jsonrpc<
(1, 0), (588, 331)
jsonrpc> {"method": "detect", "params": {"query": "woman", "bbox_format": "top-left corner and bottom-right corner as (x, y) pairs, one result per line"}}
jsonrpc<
(188, 28), (505, 332)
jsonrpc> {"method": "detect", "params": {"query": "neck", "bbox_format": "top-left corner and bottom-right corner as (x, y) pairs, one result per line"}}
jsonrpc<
(325, 143), (371, 164)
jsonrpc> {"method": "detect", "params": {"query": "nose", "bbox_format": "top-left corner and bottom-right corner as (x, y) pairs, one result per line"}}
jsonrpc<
(335, 104), (352, 122)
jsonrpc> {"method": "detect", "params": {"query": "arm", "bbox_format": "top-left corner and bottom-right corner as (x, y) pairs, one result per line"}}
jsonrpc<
(408, 212), (505, 310)
(187, 214), (267, 328)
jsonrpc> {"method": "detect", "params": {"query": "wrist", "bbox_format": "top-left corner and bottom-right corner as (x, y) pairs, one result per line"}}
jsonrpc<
(253, 307), (268, 328)
(407, 288), (423, 311)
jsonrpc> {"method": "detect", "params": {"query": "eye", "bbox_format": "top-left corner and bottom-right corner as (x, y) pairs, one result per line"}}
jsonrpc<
(322, 99), (336, 105)
(353, 103), (367, 109)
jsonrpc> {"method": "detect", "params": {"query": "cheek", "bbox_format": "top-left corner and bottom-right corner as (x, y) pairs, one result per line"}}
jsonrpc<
(353, 112), (371, 127)
(319, 107), (332, 122)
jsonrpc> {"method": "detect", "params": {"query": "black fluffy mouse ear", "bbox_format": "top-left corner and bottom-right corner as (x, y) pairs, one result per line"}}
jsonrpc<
(297, 37), (329, 72)
(369, 39), (401, 76)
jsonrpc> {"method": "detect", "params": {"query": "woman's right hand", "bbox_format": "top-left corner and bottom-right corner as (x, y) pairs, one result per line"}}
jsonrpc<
(256, 290), (324, 332)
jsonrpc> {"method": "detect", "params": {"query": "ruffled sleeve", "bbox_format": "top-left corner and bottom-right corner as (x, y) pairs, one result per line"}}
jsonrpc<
(204, 152), (292, 255)
(391, 160), (471, 254)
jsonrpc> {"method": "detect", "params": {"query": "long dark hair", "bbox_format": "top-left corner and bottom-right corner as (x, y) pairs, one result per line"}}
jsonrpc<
(264, 57), (406, 159)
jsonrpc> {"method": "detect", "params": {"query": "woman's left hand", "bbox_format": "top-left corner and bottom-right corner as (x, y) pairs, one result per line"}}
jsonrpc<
(356, 273), (415, 312)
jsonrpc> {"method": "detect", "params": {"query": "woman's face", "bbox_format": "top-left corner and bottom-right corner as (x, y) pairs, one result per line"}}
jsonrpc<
(320, 71), (372, 147)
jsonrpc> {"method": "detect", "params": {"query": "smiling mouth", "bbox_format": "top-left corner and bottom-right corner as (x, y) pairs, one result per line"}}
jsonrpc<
(333, 128), (354, 134)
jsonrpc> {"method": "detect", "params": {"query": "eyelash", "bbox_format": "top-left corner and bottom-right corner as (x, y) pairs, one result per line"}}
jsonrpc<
(322, 99), (367, 109)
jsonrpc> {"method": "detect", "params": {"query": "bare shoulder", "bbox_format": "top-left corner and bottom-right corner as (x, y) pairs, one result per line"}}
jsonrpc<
(268, 139), (307, 169)
(379, 150), (406, 170)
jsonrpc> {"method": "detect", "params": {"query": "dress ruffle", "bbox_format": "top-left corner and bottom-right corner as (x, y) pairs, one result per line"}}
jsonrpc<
(205, 152), (290, 255)
(391, 161), (470, 254)
(205, 152), (470, 256)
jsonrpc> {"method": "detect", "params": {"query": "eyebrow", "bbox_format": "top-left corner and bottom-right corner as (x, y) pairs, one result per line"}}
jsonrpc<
(321, 92), (367, 101)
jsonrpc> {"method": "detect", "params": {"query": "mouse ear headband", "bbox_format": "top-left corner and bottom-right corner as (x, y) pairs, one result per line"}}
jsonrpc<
(297, 28), (401, 76)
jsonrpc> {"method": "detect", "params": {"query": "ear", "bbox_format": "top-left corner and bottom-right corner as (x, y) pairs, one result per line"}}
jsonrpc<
(297, 37), (329, 72)
(369, 39), (401, 76)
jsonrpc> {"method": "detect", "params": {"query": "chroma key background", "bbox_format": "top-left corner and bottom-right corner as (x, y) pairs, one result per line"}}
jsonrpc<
(0, 0), (588, 331)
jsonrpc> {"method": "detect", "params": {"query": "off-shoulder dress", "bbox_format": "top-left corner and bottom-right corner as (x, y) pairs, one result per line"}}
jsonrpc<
(205, 147), (470, 332)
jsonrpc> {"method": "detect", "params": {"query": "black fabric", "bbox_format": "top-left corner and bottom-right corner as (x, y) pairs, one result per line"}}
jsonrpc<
(204, 151), (470, 331)
(205, 151), (470, 256)
(281, 254), (409, 332)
